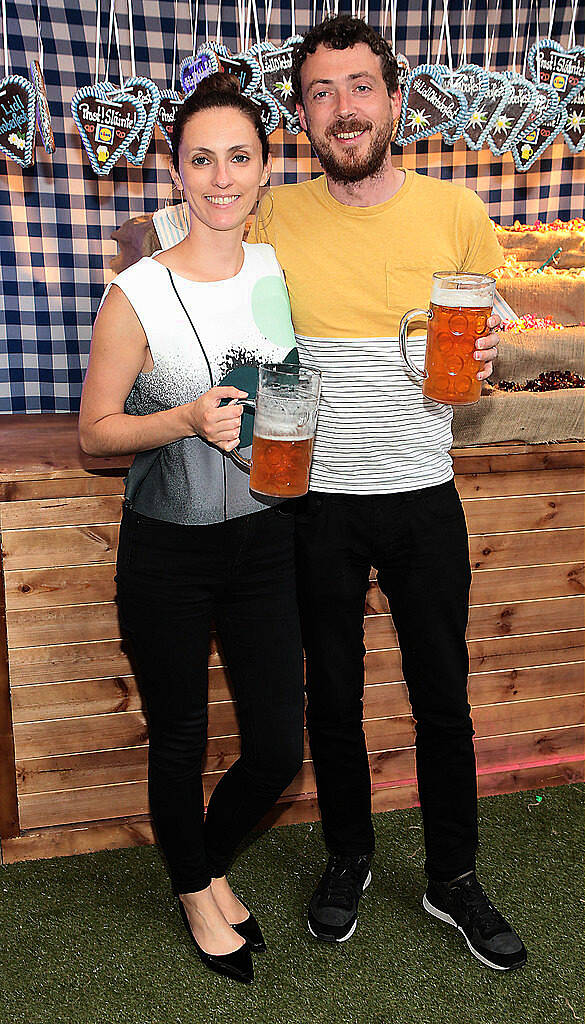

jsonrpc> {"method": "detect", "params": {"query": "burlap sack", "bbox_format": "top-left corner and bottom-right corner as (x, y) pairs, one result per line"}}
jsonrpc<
(493, 326), (585, 381)
(452, 386), (584, 445)
(495, 227), (585, 269)
(497, 275), (584, 324)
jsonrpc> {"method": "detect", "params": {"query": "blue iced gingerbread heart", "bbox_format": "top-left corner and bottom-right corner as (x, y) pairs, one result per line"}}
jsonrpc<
(207, 43), (262, 97)
(123, 77), (161, 166)
(486, 72), (539, 157)
(247, 36), (303, 124)
(0, 74), (36, 168)
(563, 92), (585, 153)
(250, 90), (281, 135)
(71, 85), (146, 176)
(463, 72), (513, 151)
(439, 64), (489, 145)
(156, 89), (184, 150)
(29, 59), (55, 154)
(180, 46), (220, 97)
(396, 64), (467, 146)
(528, 38), (585, 107)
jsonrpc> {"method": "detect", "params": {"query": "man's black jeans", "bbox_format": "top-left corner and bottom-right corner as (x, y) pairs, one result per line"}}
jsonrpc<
(116, 505), (305, 895)
(294, 479), (478, 883)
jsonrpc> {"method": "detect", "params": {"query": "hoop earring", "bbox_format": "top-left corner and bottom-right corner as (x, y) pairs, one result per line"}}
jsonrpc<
(165, 181), (184, 210)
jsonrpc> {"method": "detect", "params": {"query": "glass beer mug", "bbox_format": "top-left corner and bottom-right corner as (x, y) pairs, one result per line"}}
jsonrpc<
(231, 363), (321, 498)
(398, 272), (496, 405)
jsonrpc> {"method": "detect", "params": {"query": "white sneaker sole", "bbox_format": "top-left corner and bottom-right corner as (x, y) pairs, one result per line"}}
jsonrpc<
(308, 870), (372, 944)
(422, 893), (511, 971)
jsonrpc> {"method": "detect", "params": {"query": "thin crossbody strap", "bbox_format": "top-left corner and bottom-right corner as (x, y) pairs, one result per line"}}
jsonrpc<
(166, 267), (214, 387)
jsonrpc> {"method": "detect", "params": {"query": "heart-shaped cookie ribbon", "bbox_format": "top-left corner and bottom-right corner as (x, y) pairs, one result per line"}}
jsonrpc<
(71, 85), (146, 175)
(0, 75), (36, 167)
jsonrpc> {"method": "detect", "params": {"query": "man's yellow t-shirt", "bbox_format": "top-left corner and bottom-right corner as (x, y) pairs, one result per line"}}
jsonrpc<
(247, 169), (503, 495)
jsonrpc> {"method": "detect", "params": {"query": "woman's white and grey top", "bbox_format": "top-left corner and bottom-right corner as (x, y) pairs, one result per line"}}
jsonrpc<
(102, 243), (297, 525)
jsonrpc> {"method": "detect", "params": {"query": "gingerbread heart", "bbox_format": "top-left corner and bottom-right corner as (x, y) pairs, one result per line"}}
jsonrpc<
(156, 90), (184, 150)
(486, 72), (539, 156)
(247, 37), (303, 119)
(180, 46), (220, 96)
(29, 59), (55, 154)
(208, 43), (262, 96)
(396, 64), (467, 145)
(562, 93), (585, 153)
(0, 75), (36, 167)
(440, 64), (489, 144)
(528, 39), (585, 107)
(71, 86), (146, 175)
(250, 90), (281, 135)
(463, 72), (513, 151)
(123, 77), (161, 165)
(511, 108), (565, 171)
(396, 53), (410, 90)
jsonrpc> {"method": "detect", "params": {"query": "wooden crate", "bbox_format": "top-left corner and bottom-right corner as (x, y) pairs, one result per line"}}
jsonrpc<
(0, 415), (582, 863)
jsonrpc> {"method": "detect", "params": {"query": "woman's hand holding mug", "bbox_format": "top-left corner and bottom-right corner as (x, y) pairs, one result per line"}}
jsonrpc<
(183, 386), (248, 451)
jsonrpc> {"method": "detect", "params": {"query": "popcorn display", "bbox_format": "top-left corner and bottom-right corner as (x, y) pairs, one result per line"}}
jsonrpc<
(495, 370), (585, 391)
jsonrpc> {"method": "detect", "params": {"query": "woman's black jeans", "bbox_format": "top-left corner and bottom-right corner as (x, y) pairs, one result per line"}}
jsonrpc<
(116, 505), (305, 895)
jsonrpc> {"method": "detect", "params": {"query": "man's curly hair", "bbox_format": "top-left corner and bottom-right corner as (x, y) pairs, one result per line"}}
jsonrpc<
(291, 16), (399, 105)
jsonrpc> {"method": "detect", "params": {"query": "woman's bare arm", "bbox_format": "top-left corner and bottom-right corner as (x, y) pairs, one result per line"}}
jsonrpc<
(79, 285), (245, 457)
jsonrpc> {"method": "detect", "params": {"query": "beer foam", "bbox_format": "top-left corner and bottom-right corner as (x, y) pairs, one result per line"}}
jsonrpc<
(253, 430), (314, 442)
(431, 285), (492, 308)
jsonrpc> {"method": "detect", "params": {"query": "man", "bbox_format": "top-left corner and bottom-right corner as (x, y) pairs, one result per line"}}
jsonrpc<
(249, 16), (526, 972)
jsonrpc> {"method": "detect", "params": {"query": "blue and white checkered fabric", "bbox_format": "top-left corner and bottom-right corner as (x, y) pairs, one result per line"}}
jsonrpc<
(0, 0), (583, 412)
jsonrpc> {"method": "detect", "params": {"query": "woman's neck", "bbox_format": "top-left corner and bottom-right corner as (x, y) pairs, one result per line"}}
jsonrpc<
(155, 218), (245, 282)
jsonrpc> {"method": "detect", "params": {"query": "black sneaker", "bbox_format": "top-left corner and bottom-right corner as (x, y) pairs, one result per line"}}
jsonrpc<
(423, 870), (527, 971)
(308, 853), (372, 942)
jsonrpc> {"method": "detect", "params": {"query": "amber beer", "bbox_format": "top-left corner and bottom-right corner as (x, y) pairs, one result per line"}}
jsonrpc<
(399, 273), (496, 407)
(424, 295), (491, 404)
(250, 433), (314, 497)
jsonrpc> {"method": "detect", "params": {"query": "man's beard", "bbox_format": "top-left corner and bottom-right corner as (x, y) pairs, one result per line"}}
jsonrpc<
(306, 117), (393, 185)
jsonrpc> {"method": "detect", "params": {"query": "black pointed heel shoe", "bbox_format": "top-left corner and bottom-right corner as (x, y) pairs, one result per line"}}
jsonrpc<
(178, 902), (254, 983)
(231, 908), (266, 953)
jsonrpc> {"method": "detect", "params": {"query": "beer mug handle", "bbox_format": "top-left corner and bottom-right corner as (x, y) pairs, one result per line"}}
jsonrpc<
(398, 308), (431, 381)
(229, 398), (256, 472)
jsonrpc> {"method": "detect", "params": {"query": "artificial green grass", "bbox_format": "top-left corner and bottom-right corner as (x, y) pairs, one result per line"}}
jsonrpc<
(0, 784), (582, 1024)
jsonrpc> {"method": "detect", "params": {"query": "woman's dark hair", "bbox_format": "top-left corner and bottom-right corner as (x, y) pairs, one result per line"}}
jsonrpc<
(291, 16), (399, 104)
(172, 72), (270, 169)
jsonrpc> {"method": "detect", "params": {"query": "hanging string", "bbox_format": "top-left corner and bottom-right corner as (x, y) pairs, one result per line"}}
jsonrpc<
(427, 0), (432, 65)
(94, 0), (101, 85)
(245, 0), (252, 54)
(512, 0), (518, 72)
(104, 0), (116, 83)
(113, 12), (124, 88)
(484, 0), (489, 68)
(461, 0), (471, 65)
(382, 0), (390, 36)
(443, 0), (453, 80)
(264, 0), (272, 42)
(250, 0), (266, 90)
(216, 0), (222, 44)
(535, 1), (540, 79)
(35, 0), (43, 73)
(435, 1), (445, 63)
(524, 0), (532, 76)
(312, 0), (317, 27)
(567, 0), (578, 47)
(548, 0), (556, 37)
(127, 0), (135, 77)
(391, 0), (397, 52)
(171, 0), (177, 91)
(487, 0), (501, 66)
(291, 0), (296, 37)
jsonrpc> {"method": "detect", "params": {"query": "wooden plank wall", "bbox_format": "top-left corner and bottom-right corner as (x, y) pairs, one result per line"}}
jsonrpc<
(1, 445), (583, 862)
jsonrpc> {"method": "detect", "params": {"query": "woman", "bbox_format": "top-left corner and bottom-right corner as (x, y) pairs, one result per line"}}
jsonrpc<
(79, 74), (305, 985)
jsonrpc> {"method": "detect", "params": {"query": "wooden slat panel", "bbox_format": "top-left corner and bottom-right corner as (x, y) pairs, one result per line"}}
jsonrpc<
(365, 596), (584, 652)
(0, 817), (155, 864)
(451, 443), (584, 475)
(367, 562), (585, 615)
(1, 524), (120, 570)
(365, 630), (585, 683)
(0, 496), (123, 530)
(8, 635), (223, 686)
(16, 720), (585, 800)
(0, 475), (125, 502)
(4, 564), (117, 610)
(468, 527), (583, 570)
(6, 602), (121, 648)
(456, 468), (584, 499)
(10, 666), (232, 723)
(463, 492), (583, 535)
